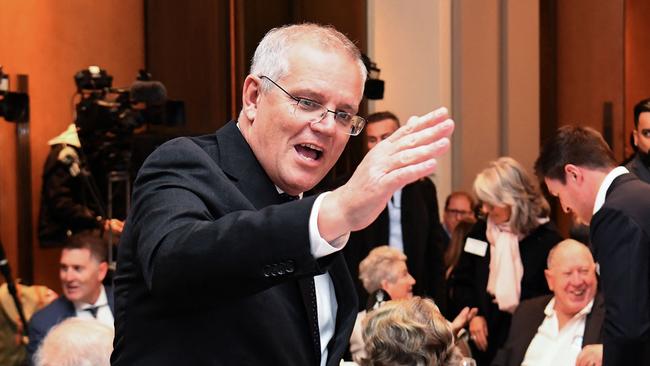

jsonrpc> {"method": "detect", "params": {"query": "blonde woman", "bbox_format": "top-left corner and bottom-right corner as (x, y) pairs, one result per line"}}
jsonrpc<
(452, 157), (562, 365)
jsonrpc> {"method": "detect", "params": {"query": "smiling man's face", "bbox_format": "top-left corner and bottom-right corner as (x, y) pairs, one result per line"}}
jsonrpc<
(545, 241), (597, 318)
(60, 248), (107, 305)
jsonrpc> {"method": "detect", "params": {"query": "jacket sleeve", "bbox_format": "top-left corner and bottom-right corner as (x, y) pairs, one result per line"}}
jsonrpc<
(126, 138), (330, 299)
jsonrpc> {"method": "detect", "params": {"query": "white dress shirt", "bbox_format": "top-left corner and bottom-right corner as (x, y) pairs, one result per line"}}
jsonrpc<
(387, 188), (404, 252)
(522, 297), (594, 366)
(290, 190), (350, 366)
(74, 285), (114, 328)
(593, 166), (629, 214)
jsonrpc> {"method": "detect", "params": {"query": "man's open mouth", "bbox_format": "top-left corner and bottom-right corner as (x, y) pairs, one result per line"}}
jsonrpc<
(295, 143), (323, 161)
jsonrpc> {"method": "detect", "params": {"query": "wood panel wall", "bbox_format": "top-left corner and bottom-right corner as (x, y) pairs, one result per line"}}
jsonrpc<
(0, 1), (144, 291)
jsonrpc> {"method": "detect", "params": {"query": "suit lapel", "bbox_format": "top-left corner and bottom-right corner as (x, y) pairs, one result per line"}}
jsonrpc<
(215, 121), (281, 209)
(583, 294), (605, 345)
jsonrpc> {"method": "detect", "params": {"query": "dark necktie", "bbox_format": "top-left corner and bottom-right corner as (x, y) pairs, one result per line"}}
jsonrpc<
(278, 192), (299, 202)
(84, 305), (100, 318)
(278, 192), (321, 359)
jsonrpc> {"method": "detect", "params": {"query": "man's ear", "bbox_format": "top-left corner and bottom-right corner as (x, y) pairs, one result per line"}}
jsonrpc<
(544, 269), (554, 291)
(564, 164), (582, 184)
(98, 261), (109, 282)
(633, 129), (639, 147)
(241, 75), (262, 122)
(379, 279), (390, 292)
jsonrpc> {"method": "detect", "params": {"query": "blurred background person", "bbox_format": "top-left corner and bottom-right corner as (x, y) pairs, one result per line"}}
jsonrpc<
(38, 124), (123, 248)
(349, 246), (475, 364)
(27, 234), (113, 363)
(625, 97), (650, 183)
(345, 111), (447, 313)
(445, 219), (477, 318)
(0, 283), (57, 366)
(442, 191), (476, 248)
(492, 239), (604, 366)
(452, 157), (562, 365)
(361, 296), (463, 366)
(33, 317), (113, 366)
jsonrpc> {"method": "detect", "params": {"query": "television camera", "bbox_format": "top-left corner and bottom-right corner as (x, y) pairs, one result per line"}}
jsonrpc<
(0, 66), (29, 123)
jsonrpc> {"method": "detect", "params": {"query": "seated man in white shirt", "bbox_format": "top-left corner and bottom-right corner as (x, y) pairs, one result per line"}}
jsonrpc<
(493, 239), (604, 366)
(27, 233), (114, 363)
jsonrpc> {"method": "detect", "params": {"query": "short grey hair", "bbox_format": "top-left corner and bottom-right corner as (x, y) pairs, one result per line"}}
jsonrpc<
(250, 23), (367, 92)
(474, 157), (550, 235)
(34, 318), (114, 366)
(359, 246), (408, 293)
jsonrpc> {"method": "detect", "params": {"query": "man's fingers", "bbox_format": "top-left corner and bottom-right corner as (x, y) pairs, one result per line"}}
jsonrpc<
(387, 118), (454, 156)
(387, 107), (450, 142)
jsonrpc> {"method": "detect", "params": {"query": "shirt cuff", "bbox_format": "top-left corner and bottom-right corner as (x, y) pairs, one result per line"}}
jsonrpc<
(309, 192), (350, 258)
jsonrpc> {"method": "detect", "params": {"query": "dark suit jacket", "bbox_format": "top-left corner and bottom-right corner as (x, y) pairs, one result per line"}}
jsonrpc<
(344, 178), (447, 312)
(450, 220), (562, 365)
(625, 153), (650, 184)
(492, 294), (605, 366)
(590, 173), (650, 365)
(27, 287), (115, 362)
(111, 121), (357, 366)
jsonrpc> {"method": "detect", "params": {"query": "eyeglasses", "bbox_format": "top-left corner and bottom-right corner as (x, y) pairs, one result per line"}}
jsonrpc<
(445, 208), (473, 217)
(260, 75), (366, 136)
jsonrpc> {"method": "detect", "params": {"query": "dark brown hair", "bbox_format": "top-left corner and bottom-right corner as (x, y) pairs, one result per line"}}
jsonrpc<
(534, 125), (616, 184)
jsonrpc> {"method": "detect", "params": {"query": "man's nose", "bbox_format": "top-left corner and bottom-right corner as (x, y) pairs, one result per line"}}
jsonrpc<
(310, 110), (338, 135)
(569, 272), (583, 284)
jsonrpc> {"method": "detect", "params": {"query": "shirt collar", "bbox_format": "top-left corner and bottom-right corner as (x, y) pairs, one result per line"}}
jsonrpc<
(275, 186), (303, 199)
(544, 296), (595, 319)
(593, 166), (629, 214)
(74, 285), (108, 311)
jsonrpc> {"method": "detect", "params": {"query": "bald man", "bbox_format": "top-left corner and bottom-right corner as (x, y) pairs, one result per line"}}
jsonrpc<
(493, 240), (604, 366)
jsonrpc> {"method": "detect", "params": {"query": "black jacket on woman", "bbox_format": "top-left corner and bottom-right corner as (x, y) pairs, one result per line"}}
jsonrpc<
(448, 219), (562, 365)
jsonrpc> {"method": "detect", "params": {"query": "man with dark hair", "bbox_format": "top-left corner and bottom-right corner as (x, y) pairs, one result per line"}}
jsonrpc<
(534, 125), (650, 365)
(112, 24), (454, 366)
(442, 191), (475, 241)
(625, 98), (650, 183)
(344, 110), (448, 313)
(27, 234), (113, 363)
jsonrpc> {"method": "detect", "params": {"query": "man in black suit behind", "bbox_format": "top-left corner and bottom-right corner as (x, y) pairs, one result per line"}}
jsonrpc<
(535, 126), (650, 366)
(344, 111), (447, 312)
(111, 23), (455, 365)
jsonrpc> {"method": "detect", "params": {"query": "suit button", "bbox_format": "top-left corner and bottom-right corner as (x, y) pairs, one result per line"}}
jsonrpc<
(286, 260), (295, 273)
(263, 265), (271, 277)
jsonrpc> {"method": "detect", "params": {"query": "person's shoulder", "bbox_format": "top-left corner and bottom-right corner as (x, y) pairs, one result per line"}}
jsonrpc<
(529, 221), (562, 244)
(516, 294), (552, 313)
(30, 297), (73, 327)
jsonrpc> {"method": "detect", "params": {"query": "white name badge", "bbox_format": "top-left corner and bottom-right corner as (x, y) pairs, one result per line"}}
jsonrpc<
(464, 237), (488, 257)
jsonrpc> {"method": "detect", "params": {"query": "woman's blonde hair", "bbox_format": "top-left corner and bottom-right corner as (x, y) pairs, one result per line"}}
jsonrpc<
(358, 246), (408, 293)
(473, 157), (550, 235)
(361, 297), (462, 366)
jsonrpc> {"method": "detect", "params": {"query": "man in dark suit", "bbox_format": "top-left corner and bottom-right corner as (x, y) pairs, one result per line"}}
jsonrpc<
(345, 111), (448, 312)
(535, 125), (650, 366)
(111, 23), (455, 366)
(27, 234), (113, 362)
(625, 98), (650, 183)
(493, 239), (604, 366)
